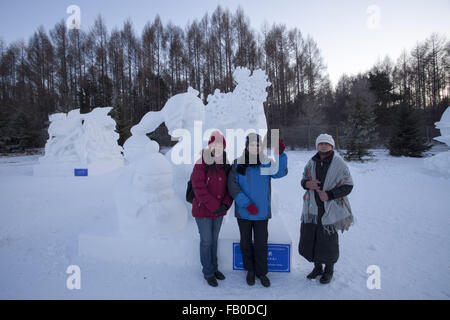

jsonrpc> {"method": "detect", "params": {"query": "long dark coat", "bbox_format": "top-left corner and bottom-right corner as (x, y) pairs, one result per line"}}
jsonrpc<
(298, 151), (353, 265)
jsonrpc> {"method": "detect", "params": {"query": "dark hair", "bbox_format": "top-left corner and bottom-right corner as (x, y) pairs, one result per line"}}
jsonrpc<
(245, 133), (262, 149)
(237, 133), (266, 174)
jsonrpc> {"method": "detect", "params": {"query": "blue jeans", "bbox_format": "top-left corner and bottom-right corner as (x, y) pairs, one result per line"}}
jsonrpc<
(195, 216), (224, 278)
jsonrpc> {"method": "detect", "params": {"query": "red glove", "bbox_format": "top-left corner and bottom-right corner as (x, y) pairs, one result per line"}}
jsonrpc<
(275, 139), (286, 155)
(278, 139), (286, 154)
(246, 203), (259, 215)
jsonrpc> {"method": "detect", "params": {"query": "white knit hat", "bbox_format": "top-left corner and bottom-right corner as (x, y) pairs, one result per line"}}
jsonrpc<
(316, 134), (335, 149)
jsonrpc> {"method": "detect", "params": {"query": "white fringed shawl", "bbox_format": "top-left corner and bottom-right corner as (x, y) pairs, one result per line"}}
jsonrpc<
(301, 153), (354, 234)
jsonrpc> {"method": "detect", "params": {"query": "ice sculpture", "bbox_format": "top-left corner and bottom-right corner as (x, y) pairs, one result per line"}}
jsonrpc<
(113, 87), (205, 235)
(434, 107), (450, 146)
(116, 68), (272, 226)
(425, 106), (450, 177)
(33, 107), (124, 176)
(79, 68), (290, 268)
(205, 67), (270, 160)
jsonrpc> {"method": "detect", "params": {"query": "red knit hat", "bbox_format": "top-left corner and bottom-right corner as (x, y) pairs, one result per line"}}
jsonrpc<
(208, 131), (226, 149)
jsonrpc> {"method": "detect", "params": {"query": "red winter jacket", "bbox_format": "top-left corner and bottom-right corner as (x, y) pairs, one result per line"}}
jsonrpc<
(191, 157), (233, 219)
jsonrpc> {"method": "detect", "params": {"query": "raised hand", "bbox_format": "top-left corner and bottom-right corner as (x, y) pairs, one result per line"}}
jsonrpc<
(274, 139), (286, 155)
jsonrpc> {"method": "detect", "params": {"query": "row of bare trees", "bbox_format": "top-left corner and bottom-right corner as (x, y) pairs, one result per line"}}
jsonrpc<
(0, 5), (449, 153)
(392, 33), (449, 111)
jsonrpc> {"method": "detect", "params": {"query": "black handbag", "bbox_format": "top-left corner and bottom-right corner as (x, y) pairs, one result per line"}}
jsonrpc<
(185, 179), (195, 203)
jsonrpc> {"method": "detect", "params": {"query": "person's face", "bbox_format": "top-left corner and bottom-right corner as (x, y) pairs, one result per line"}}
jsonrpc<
(211, 143), (224, 157)
(248, 141), (260, 155)
(318, 142), (333, 153)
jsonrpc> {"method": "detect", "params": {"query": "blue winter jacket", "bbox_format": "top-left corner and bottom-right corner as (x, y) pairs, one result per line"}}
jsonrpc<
(227, 153), (288, 220)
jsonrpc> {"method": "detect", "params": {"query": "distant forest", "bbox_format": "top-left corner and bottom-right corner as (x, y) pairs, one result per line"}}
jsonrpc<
(0, 5), (449, 152)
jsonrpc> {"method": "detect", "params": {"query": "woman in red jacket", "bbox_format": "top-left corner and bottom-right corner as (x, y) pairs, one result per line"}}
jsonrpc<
(191, 131), (233, 287)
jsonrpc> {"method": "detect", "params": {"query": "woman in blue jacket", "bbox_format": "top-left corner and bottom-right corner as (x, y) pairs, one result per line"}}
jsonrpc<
(228, 133), (288, 287)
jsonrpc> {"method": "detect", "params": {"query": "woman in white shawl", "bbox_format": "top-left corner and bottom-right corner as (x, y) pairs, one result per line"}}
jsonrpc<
(299, 134), (354, 284)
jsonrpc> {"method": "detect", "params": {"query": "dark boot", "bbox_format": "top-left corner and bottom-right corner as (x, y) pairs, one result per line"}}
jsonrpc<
(204, 275), (218, 287)
(307, 263), (323, 279)
(214, 270), (226, 280)
(256, 274), (271, 287)
(246, 271), (255, 286)
(320, 264), (334, 284)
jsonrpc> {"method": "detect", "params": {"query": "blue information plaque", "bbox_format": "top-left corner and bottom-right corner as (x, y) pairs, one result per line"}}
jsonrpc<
(233, 242), (291, 272)
(74, 168), (88, 176)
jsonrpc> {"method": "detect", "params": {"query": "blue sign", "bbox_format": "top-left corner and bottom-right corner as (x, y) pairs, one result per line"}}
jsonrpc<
(74, 168), (88, 176)
(233, 243), (291, 272)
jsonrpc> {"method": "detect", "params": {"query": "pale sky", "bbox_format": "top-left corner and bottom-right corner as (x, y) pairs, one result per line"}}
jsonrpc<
(0, 0), (449, 87)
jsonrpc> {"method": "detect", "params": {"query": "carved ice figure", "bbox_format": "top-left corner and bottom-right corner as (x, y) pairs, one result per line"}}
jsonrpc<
(204, 67), (271, 160)
(115, 68), (272, 235)
(115, 87), (204, 233)
(33, 107), (124, 176)
(114, 139), (187, 236)
(424, 106), (450, 177)
(79, 68), (291, 266)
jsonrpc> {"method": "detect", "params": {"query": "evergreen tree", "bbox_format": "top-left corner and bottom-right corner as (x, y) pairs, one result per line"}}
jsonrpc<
(388, 104), (431, 157)
(344, 97), (378, 161)
(344, 76), (378, 161)
(368, 69), (398, 126)
(110, 103), (132, 147)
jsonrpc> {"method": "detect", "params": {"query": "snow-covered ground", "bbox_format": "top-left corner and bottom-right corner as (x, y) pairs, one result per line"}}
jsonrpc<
(0, 148), (449, 299)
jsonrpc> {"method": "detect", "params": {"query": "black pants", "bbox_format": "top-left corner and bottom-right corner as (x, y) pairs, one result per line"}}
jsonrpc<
(237, 218), (269, 276)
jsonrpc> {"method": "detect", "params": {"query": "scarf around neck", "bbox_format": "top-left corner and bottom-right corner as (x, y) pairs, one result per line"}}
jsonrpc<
(301, 153), (354, 234)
